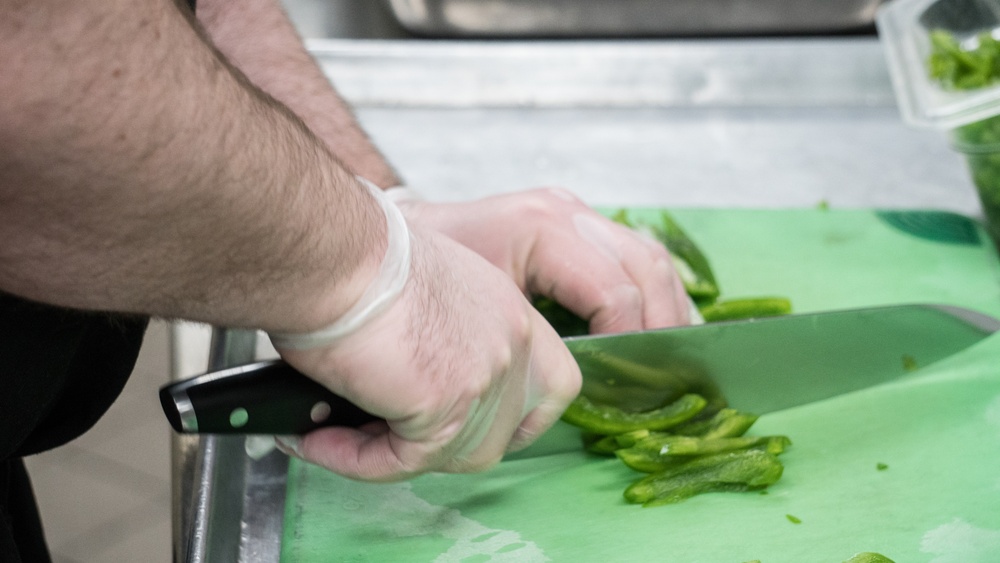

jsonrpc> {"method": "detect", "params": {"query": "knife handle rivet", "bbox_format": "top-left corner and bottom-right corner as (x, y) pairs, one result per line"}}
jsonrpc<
(311, 401), (332, 423)
(229, 407), (249, 429)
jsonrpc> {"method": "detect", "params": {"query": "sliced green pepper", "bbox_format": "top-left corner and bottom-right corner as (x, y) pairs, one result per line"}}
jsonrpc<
(671, 408), (759, 439)
(560, 393), (706, 435)
(615, 446), (681, 473)
(698, 297), (792, 323)
(581, 432), (618, 455)
(616, 434), (791, 473)
(624, 450), (784, 506)
(754, 435), (793, 456)
(613, 429), (651, 448)
(612, 210), (721, 302)
(584, 429), (652, 456)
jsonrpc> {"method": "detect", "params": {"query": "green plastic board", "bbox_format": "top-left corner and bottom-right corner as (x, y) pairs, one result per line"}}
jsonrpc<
(280, 208), (1000, 563)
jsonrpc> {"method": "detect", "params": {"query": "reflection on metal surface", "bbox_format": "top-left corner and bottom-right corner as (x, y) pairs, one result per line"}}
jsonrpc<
(385, 0), (888, 37)
(568, 304), (998, 415)
(173, 328), (290, 563)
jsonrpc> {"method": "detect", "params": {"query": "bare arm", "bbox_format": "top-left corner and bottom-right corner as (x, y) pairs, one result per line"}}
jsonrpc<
(194, 0), (401, 188)
(0, 0), (384, 333)
(191, 0), (691, 331)
(0, 0), (582, 481)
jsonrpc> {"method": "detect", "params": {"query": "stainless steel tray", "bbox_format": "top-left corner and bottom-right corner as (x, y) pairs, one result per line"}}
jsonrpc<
(384, 0), (888, 37)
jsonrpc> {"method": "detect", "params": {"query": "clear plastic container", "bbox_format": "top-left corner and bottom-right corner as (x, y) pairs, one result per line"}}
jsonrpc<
(877, 0), (1000, 243)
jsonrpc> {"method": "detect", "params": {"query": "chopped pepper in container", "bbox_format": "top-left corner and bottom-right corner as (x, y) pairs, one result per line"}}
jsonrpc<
(877, 0), (1000, 245)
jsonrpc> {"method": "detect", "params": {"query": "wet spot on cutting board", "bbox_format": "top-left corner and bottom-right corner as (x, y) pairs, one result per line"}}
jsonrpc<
(921, 518), (1000, 562)
(337, 482), (550, 562)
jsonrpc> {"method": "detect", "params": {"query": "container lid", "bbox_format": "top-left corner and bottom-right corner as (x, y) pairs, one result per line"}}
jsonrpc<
(876, 0), (1000, 129)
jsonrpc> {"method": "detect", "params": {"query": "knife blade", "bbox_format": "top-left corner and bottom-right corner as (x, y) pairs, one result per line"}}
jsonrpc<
(159, 303), (999, 435)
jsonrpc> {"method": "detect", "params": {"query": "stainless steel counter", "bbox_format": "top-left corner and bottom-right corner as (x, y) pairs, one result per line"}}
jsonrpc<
(171, 36), (985, 562)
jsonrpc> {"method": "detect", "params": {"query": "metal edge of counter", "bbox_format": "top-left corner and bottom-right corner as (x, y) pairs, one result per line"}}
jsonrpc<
(173, 329), (289, 563)
(306, 37), (895, 109)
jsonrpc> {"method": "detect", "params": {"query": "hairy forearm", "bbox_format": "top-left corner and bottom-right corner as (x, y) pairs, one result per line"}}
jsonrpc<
(195, 0), (401, 188)
(0, 0), (384, 333)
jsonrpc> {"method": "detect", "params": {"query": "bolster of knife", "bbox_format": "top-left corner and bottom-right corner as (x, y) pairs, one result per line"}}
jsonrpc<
(158, 360), (379, 434)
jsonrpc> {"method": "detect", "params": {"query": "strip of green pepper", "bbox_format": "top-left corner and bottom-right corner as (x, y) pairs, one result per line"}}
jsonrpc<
(560, 394), (706, 435)
(611, 210), (720, 302)
(671, 408), (759, 439)
(755, 435), (792, 456)
(584, 429), (652, 456)
(616, 435), (791, 473)
(698, 297), (792, 323)
(624, 450), (784, 507)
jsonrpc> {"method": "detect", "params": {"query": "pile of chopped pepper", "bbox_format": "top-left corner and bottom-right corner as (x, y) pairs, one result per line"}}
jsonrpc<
(565, 394), (791, 507)
(534, 210), (793, 506)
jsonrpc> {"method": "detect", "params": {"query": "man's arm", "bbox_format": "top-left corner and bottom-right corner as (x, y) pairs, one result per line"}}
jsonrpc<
(192, 0), (692, 331)
(0, 0), (382, 332)
(193, 0), (401, 188)
(0, 0), (581, 480)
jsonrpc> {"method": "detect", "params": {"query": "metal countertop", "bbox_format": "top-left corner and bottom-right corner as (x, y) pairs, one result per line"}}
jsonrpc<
(170, 36), (985, 563)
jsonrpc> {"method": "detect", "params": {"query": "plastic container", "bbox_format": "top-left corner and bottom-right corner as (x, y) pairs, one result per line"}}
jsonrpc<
(877, 0), (1000, 243)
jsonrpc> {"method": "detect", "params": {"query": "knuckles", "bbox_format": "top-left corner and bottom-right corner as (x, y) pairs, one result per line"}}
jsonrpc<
(502, 187), (583, 224)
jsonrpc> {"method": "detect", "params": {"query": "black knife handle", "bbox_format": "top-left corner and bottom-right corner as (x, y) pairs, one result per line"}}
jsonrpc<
(159, 360), (379, 434)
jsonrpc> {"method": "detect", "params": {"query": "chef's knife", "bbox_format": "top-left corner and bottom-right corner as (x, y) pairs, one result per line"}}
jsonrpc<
(159, 303), (999, 435)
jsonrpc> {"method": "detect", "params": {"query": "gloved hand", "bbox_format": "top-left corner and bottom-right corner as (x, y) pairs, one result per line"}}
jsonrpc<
(274, 224), (581, 481)
(392, 187), (692, 334)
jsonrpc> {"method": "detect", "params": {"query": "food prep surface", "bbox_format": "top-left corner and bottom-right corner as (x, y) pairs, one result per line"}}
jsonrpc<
(280, 207), (1000, 562)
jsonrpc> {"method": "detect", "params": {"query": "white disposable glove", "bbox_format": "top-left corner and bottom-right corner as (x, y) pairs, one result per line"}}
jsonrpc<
(271, 184), (580, 481)
(389, 186), (692, 334)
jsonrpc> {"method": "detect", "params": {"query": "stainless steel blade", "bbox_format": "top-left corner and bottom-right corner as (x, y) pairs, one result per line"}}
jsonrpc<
(564, 304), (999, 415)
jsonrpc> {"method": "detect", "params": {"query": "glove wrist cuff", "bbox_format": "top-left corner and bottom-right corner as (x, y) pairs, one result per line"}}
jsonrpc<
(269, 177), (412, 349)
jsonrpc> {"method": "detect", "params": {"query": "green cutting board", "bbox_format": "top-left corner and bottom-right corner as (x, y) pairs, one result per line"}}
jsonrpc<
(280, 209), (1000, 563)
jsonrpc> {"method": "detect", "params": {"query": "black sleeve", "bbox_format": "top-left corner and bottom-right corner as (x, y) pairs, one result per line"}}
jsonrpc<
(0, 294), (149, 459)
(1, 460), (51, 563)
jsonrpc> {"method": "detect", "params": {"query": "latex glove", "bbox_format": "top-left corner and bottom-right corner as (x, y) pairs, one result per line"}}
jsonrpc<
(394, 187), (692, 334)
(274, 225), (581, 481)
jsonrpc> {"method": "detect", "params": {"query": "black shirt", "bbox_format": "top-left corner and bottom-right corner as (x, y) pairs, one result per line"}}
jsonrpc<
(0, 293), (149, 563)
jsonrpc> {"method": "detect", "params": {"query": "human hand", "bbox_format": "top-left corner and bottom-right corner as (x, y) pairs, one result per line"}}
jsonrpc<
(274, 225), (581, 481)
(395, 187), (692, 334)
